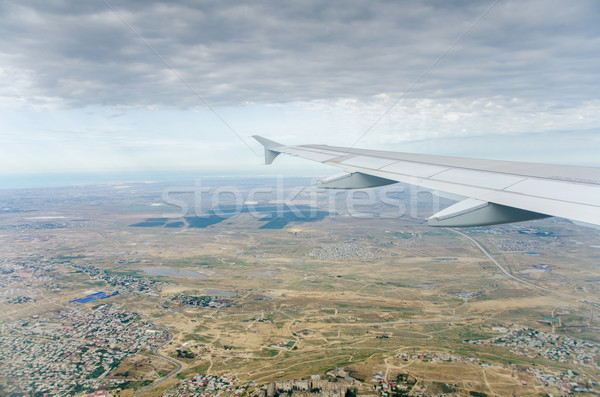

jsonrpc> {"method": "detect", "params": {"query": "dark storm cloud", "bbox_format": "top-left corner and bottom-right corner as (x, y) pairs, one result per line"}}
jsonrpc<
(1, 0), (599, 107)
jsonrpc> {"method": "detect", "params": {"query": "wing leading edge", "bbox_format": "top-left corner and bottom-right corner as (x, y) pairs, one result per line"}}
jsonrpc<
(252, 135), (600, 227)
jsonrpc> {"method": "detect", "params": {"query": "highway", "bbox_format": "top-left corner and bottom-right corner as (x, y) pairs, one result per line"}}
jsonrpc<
(450, 228), (599, 306)
(134, 325), (182, 397)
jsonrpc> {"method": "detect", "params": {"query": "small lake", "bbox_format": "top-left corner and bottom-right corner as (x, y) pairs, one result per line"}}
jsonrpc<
(204, 289), (236, 297)
(142, 267), (207, 278)
(249, 270), (280, 277)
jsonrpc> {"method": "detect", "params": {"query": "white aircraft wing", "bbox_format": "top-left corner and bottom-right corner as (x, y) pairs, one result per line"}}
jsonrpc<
(253, 135), (600, 227)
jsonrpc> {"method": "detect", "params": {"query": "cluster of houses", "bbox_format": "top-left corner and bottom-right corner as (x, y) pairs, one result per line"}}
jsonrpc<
(0, 304), (168, 395)
(166, 374), (249, 396)
(309, 240), (382, 260)
(394, 347), (598, 395)
(494, 238), (549, 252)
(73, 264), (168, 293)
(466, 327), (600, 368)
(171, 294), (232, 309)
(4, 295), (36, 304)
(0, 256), (58, 288)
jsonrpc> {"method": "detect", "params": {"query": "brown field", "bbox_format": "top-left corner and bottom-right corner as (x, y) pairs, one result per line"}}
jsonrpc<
(1, 180), (599, 396)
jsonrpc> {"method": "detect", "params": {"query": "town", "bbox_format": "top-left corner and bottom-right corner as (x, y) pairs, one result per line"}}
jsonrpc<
(0, 304), (169, 395)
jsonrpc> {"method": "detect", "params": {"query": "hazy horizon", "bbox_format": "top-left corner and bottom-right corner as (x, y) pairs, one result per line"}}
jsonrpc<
(2, 1), (600, 176)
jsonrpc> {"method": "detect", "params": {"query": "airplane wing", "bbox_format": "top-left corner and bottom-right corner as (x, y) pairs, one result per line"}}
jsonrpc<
(253, 135), (600, 227)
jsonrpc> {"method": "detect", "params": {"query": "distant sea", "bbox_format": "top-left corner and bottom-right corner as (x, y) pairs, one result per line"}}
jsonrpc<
(0, 170), (317, 190)
(0, 171), (241, 190)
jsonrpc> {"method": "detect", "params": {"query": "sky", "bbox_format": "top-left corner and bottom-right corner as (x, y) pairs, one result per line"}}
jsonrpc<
(1, 0), (600, 186)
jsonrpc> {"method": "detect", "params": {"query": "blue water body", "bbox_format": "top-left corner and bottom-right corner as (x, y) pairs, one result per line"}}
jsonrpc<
(129, 204), (330, 229)
(204, 289), (236, 297)
(258, 210), (329, 229)
(69, 291), (118, 304)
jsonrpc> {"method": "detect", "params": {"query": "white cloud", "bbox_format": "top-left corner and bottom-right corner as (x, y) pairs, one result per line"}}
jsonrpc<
(0, 1), (599, 177)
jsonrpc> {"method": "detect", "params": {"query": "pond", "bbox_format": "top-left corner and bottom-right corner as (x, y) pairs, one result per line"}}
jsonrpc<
(204, 289), (236, 297)
(142, 267), (207, 278)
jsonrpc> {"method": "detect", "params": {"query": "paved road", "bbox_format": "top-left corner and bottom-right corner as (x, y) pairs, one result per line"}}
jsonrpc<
(450, 228), (599, 306)
(134, 326), (182, 397)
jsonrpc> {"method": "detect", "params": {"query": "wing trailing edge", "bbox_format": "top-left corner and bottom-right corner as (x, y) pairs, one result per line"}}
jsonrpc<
(253, 135), (600, 227)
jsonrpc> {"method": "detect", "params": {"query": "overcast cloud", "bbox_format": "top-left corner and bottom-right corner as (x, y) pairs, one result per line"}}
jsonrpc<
(1, 0), (599, 179)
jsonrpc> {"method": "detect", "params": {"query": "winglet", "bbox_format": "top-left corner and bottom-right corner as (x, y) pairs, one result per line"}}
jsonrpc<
(253, 135), (284, 165)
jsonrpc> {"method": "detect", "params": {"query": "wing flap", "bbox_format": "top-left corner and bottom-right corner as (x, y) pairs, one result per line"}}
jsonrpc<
(505, 179), (600, 207)
(433, 169), (526, 190)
